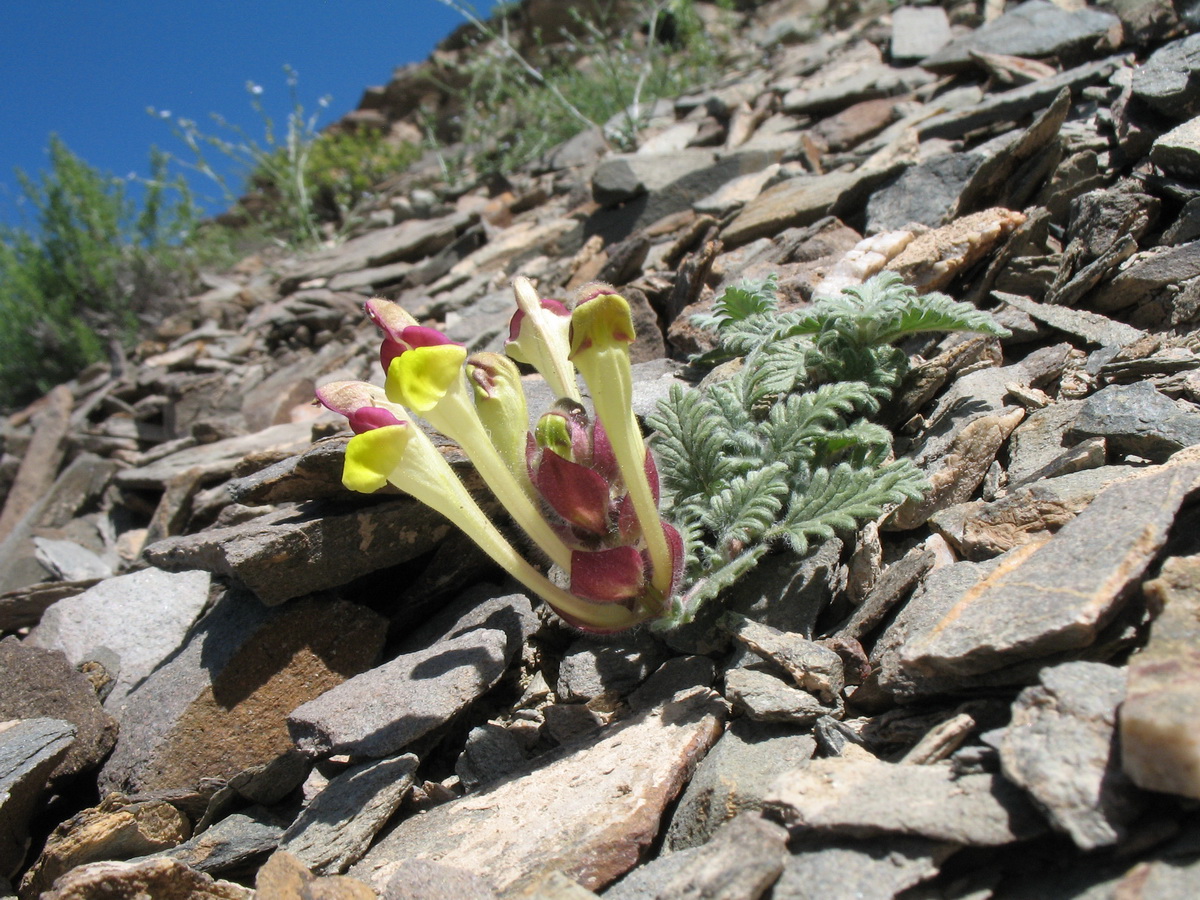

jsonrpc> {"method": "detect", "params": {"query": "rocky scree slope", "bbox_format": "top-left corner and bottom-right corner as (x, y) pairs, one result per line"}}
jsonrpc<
(3, 1), (1200, 898)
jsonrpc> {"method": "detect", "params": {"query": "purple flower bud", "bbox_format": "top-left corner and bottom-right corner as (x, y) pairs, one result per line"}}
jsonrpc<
(570, 545), (645, 602)
(531, 445), (613, 537)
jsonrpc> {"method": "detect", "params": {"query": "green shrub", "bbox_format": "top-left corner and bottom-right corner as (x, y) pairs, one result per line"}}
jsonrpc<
(296, 128), (421, 227)
(0, 137), (201, 408)
(430, 0), (727, 178)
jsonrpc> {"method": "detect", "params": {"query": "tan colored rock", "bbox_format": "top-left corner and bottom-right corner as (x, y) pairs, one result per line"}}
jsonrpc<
(21, 793), (191, 898)
(1121, 554), (1200, 800)
(39, 857), (251, 900)
(720, 169), (887, 247)
(350, 685), (727, 896)
(890, 406), (1025, 530)
(99, 595), (387, 796)
(257, 851), (376, 899)
(0, 385), (73, 542)
(889, 207), (1027, 291)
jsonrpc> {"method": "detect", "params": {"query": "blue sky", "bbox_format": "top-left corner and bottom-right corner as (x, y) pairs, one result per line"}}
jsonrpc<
(0, 1), (501, 225)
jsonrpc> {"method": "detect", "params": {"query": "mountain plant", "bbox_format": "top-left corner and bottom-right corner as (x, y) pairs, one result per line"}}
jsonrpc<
(646, 272), (1011, 626)
(0, 138), (201, 407)
(318, 272), (1007, 633)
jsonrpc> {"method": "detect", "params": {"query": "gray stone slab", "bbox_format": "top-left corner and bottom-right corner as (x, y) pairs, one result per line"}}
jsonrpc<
(665, 718), (816, 852)
(922, 1), (1122, 70)
(143, 500), (451, 606)
(281, 210), (473, 289)
(1151, 116), (1200, 180)
(98, 590), (386, 796)
(0, 638), (116, 788)
(279, 754), (419, 874)
(1122, 554), (1200, 800)
(1005, 399), (1089, 483)
(890, 6), (951, 61)
(724, 667), (833, 724)
(145, 808), (285, 876)
(998, 661), (1141, 849)
(288, 627), (513, 758)
(772, 837), (954, 900)
(0, 718), (74, 880)
(993, 291), (1146, 347)
(878, 458), (1200, 697)
(26, 568), (213, 709)
(1132, 33), (1200, 119)
(556, 631), (667, 702)
(1068, 381), (1200, 461)
(917, 55), (1127, 141)
(602, 814), (788, 900)
(766, 757), (1046, 846)
(115, 422), (317, 491)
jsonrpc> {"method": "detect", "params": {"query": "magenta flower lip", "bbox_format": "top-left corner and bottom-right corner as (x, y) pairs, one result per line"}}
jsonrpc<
(347, 406), (405, 435)
(508, 297), (569, 342)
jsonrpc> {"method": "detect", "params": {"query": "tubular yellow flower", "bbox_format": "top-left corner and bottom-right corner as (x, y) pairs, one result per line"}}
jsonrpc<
(385, 341), (574, 572)
(568, 285), (673, 598)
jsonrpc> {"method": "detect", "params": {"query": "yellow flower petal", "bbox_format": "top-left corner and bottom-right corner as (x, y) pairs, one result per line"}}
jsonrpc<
(342, 425), (411, 493)
(385, 344), (468, 412)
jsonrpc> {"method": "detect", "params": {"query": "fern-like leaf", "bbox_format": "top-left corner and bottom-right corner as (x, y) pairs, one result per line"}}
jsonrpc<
(647, 384), (732, 503)
(774, 460), (926, 555)
(690, 274), (779, 331)
(701, 463), (790, 555)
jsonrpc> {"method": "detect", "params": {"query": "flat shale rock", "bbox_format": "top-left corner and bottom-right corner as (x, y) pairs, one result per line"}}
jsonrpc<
(349, 684), (727, 896)
(601, 814), (788, 900)
(771, 837), (954, 900)
(877, 458), (1200, 698)
(256, 850), (375, 899)
(1150, 115), (1200, 179)
(145, 808), (284, 876)
(114, 422), (316, 490)
(556, 632), (667, 702)
(720, 169), (891, 248)
(380, 860), (499, 900)
(997, 661), (1140, 850)
(889, 5), (951, 61)
(288, 627), (513, 759)
(1131, 33), (1200, 118)
(1004, 398), (1089, 483)
(889, 406), (1025, 530)
(1068, 380), (1200, 461)
(98, 592), (386, 796)
(26, 567), (212, 708)
(887, 207), (1026, 292)
(0, 637), (116, 787)
(38, 857), (252, 900)
(278, 753), (419, 874)
(144, 500), (450, 605)
(723, 667), (833, 724)
(922, 0), (1122, 71)
(665, 719), (817, 852)
(765, 757), (1045, 846)
(930, 465), (1128, 560)
(1121, 554), (1200, 799)
(0, 718), (74, 880)
(281, 209), (473, 288)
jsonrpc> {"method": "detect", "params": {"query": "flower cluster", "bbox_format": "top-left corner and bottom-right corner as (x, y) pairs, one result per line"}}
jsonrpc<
(317, 277), (681, 632)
